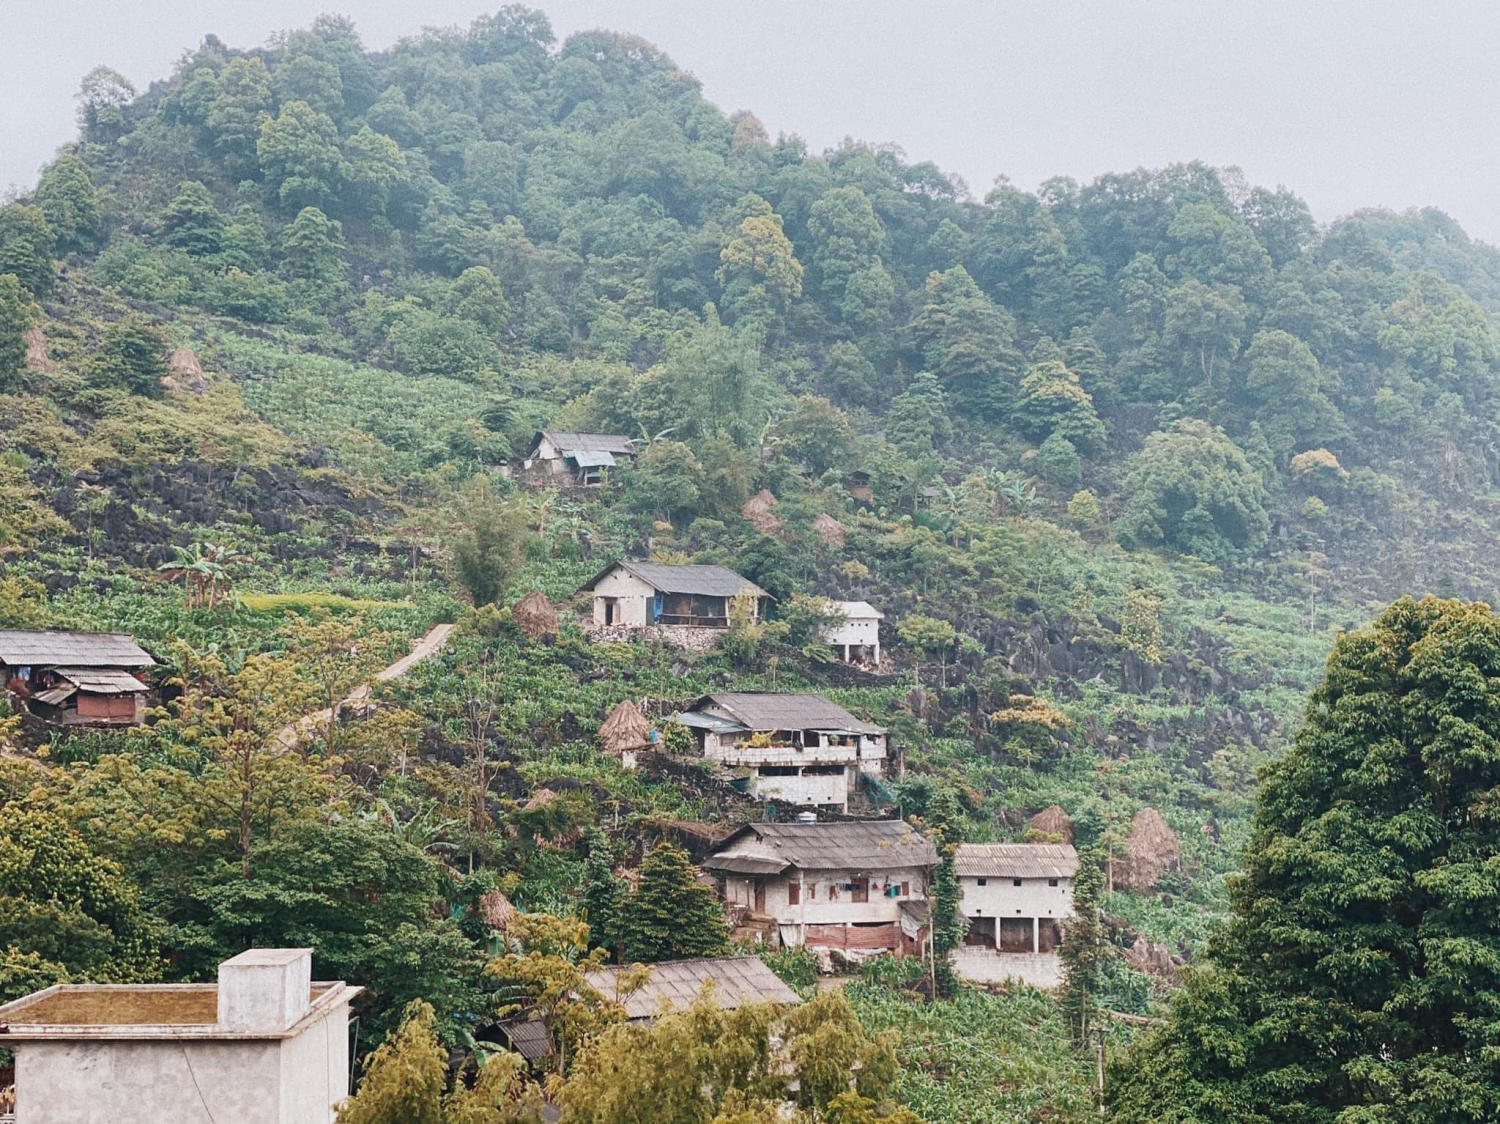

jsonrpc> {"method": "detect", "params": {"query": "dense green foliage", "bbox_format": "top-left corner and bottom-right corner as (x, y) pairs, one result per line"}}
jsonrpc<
(4, 6), (1500, 1119)
(1110, 597), (1500, 1122)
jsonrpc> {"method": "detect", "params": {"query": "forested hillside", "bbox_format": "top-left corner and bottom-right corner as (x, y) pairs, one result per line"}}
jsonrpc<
(4, 7), (1500, 1120)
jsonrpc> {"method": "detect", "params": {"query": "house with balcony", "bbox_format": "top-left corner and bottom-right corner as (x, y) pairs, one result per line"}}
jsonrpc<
(581, 561), (770, 632)
(703, 820), (937, 956)
(675, 692), (886, 811)
(951, 842), (1078, 988)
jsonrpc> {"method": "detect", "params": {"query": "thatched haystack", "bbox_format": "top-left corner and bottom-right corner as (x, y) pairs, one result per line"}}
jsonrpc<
(1027, 804), (1074, 844)
(1116, 807), (1180, 890)
(479, 889), (517, 933)
(813, 513), (847, 547)
(22, 326), (51, 373)
(742, 489), (781, 534)
(161, 346), (209, 395)
(599, 699), (651, 755)
(512, 590), (559, 638)
(523, 787), (558, 812)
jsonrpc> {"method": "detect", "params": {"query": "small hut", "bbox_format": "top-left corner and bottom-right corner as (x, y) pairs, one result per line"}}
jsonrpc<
(599, 699), (652, 770)
(1115, 807), (1180, 891)
(1027, 804), (1075, 844)
(511, 591), (559, 639)
(478, 889), (517, 934)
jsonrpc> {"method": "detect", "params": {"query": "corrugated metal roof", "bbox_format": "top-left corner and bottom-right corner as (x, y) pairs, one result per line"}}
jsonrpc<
(32, 685), (76, 706)
(539, 431), (638, 456)
(581, 561), (769, 599)
(953, 843), (1079, 879)
(585, 957), (800, 1020)
(0, 631), (154, 669)
(570, 450), (617, 468)
(702, 854), (790, 875)
(709, 821), (937, 872)
(694, 693), (885, 736)
(55, 668), (148, 695)
(494, 1014), (553, 1062)
(832, 601), (884, 620)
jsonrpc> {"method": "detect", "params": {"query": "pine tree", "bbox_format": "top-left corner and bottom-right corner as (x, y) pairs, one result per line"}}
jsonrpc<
(1057, 845), (1104, 1047)
(616, 841), (728, 963)
(88, 314), (170, 397)
(0, 273), (32, 394)
(581, 830), (625, 959)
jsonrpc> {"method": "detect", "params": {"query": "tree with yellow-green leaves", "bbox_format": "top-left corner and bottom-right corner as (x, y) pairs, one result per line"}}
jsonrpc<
(718, 202), (803, 325)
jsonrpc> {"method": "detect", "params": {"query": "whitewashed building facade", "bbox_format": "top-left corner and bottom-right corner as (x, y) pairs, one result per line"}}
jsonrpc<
(704, 820), (937, 955)
(581, 561), (769, 631)
(951, 843), (1079, 988)
(676, 692), (886, 811)
(819, 601), (883, 665)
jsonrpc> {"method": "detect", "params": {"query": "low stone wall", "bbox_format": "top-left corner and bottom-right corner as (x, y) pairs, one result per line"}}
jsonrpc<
(586, 624), (724, 653)
(951, 947), (1063, 990)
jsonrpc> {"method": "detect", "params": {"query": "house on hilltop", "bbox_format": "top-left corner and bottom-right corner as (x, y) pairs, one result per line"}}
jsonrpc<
(676, 692), (886, 811)
(581, 561), (769, 631)
(703, 820), (937, 956)
(0, 629), (155, 727)
(951, 842), (1078, 988)
(819, 600), (884, 666)
(522, 430), (637, 486)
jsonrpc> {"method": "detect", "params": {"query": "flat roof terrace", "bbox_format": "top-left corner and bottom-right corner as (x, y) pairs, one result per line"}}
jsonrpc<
(0, 982), (353, 1039)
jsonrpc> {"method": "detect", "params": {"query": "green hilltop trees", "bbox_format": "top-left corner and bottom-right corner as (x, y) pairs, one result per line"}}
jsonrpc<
(1110, 597), (1500, 1123)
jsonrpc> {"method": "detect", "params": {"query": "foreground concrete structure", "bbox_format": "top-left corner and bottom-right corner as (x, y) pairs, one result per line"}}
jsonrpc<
(0, 948), (359, 1123)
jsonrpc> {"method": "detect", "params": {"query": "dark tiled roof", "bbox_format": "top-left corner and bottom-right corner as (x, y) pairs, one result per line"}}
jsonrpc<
(582, 561), (769, 599)
(585, 957), (800, 1020)
(495, 1014), (553, 1062)
(954, 843), (1079, 879)
(694, 692), (885, 736)
(0, 631), (154, 669)
(538, 431), (638, 456)
(707, 820), (937, 873)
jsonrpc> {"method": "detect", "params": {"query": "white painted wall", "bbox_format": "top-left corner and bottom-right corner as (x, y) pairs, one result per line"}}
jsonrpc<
(822, 615), (880, 648)
(13, 999), (352, 1124)
(959, 875), (1074, 922)
(749, 767), (849, 808)
(590, 568), (655, 627)
(724, 866), (928, 928)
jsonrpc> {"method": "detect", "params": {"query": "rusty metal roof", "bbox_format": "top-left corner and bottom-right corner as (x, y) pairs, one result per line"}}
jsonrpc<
(55, 668), (149, 695)
(707, 820), (937, 873)
(0, 630), (154, 669)
(585, 957), (800, 1020)
(537, 431), (638, 456)
(693, 692), (885, 736)
(954, 843), (1079, 879)
(581, 561), (769, 599)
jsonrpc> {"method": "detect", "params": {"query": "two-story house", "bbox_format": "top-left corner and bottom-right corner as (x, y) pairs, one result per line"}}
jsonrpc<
(703, 820), (937, 955)
(819, 600), (883, 666)
(952, 842), (1078, 987)
(675, 692), (886, 811)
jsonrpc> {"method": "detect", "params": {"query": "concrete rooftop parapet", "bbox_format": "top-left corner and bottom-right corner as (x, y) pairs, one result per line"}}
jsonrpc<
(218, 947), (312, 1033)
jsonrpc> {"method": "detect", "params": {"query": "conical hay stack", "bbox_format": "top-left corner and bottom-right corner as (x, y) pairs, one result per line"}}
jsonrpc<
(742, 489), (781, 534)
(1028, 804), (1074, 844)
(479, 889), (517, 932)
(599, 699), (651, 754)
(1118, 806), (1180, 890)
(813, 513), (847, 547)
(511, 590), (559, 638)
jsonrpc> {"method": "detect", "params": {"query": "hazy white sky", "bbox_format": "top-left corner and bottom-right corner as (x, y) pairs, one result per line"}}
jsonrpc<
(5, 1), (1498, 240)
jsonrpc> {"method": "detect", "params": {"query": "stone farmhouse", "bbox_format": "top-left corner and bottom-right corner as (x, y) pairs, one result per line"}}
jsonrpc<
(675, 691), (886, 811)
(581, 560), (770, 632)
(703, 820), (937, 957)
(0, 629), (154, 727)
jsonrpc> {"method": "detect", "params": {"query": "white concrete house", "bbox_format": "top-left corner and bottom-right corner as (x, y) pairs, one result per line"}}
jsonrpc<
(952, 843), (1078, 988)
(521, 430), (637, 485)
(0, 948), (359, 1123)
(580, 560), (770, 630)
(819, 601), (883, 666)
(703, 820), (937, 955)
(675, 692), (886, 811)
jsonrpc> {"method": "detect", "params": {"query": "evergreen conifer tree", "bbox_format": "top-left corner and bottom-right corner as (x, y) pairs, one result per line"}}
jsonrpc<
(1057, 845), (1104, 1047)
(616, 841), (728, 963)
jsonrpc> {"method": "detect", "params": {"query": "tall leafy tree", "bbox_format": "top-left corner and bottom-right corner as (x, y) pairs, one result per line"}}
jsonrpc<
(1111, 597), (1500, 1123)
(1057, 846), (1104, 1046)
(160, 181), (227, 256)
(34, 154), (103, 254)
(0, 205), (57, 298)
(87, 314), (170, 397)
(257, 99), (345, 210)
(0, 273), (33, 393)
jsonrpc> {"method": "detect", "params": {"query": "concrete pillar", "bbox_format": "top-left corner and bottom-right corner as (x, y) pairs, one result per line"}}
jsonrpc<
(218, 948), (311, 1033)
(1032, 917), (1039, 954)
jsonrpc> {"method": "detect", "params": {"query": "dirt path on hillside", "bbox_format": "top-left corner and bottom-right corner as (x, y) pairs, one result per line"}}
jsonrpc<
(272, 622), (456, 751)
